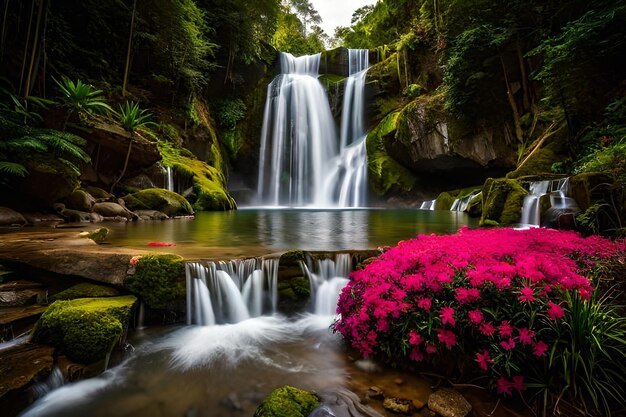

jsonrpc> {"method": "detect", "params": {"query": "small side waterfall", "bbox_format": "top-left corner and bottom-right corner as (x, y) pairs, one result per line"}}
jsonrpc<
(420, 199), (436, 210)
(450, 191), (481, 212)
(185, 259), (279, 325)
(301, 253), (352, 316)
(520, 178), (570, 226)
(165, 167), (175, 192)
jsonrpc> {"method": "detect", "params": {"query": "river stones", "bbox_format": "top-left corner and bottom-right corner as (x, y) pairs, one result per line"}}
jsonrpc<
(65, 189), (96, 212)
(92, 202), (136, 220)
(383, 397), (412, 414)
(0, 207), (27, 226)
(427, 388), (472, 417)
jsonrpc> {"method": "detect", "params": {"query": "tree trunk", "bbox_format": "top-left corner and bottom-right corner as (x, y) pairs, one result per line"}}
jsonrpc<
(1, 0), (10, 62)
(500, 56), (524, 145)
(122, 0), (137, 97)
(19, 0), (35, 95)
(516, 41), (530, 111)
(110, 134), (134, 194)
(24, 0), (44, 97)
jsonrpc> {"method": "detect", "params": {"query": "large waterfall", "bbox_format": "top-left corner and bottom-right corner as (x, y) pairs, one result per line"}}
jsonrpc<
(257, 49), (370, 207)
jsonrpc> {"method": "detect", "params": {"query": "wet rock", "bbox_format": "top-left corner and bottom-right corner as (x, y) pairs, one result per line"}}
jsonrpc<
(254, 385), (319, 417)
(65, 189), (96, 212)
(309, 405), (336, 417)
(383, 397), (411, 414)
(0, 207), (27, 226)
(54, 204), (94, 223)
(83, 186), (114, 200)
(0, 281), (46, 307)
(21, 212), (63, 225)
(92, 202), (136, 220)
(134, 210), (169, 220)
(366, 386), (384, 400)
(123, 188), (193, 217)
(427, 388), (472, 417)
(419, 409), (437, 417)
(50, 283), (119, 301)
(79, 227), (109, 244)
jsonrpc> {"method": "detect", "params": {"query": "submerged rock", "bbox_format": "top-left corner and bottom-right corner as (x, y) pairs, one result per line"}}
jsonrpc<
(31, 295), (137, 364)
(427, 388), (472, 417)
(254, 385), (320, 417)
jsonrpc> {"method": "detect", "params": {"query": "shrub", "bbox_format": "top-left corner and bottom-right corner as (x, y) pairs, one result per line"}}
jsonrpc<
(334, 227), (626, 415)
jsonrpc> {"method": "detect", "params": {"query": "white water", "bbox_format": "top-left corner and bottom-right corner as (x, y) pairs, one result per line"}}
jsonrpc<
(450, 191), (481, 212)
(299, 253), (352, 316)
(257, 50), (371, 208)
(420, 199), (436, 210)
(520, 178), (570, 226)
(165, 166), (174, 192)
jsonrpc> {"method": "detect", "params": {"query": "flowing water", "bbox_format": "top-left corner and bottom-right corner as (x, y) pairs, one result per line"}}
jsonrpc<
(519, 178), (570, 226)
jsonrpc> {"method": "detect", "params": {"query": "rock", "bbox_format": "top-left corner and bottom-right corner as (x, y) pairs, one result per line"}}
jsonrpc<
(0, 207), (27, 226)
(54, 205), (94, 223)
(50, 283), (119, 301)
(480, 178), (528, 226)
(83, 186), (114, 200)
(134, 210), (169, 220)
(383, 397), (411, 414)
(0, 305), (48, 326)
(123, 188), (193, 217)
(65, 189), (96, 212)
(568, 172), (614, 211)
(366, 386), (384, 400)
(78, 227), (109, 244)
(0, 343), (54, 416)
(21, 212), (63, 225)
(122, 174), (156, 191)
(254, 385), (320, 417)
(412, 398), (426, 410)
(92, 202), (136, 220)
(427, 388), (472, 417)
(308, 405), (336, 417)
(123, 254), (185, 309)
(435, 192), (455, 211)
(31, 295), (137, 364)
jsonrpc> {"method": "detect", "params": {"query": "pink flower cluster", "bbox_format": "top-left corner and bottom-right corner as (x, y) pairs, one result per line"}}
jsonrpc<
(334, 227), (625, 395)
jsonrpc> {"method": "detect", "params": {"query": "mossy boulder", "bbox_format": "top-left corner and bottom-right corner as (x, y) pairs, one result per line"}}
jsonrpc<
(123, 254), (186, 309)
(65, 189), (96, 212)
(50, 283), (120, 301)
(366, 111), (417, 195)
(31, 296), (136, 364)
(123, 188), (193, 217)
(435, 192), (455, 210)
(254, 385), (320, 417)
(277, 251), (311, 313)
(78, 227), (109, 244)
(480, 178), (528, 226)
(467, 192), (483, 217)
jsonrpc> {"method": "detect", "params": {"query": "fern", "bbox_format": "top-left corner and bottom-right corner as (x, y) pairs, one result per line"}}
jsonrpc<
(0, 162), (28, 177)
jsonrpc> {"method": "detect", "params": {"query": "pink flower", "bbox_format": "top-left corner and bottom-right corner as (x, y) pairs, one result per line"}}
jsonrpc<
(497, 377), (512, 396)
(440, 306), (456, 326)
(547, 301), (565, 320)
(480, 321), (495, 336)
(129, 255), (142, 265)
(517, 327), (534, 345)
(518, 286), (535, 302)
(409, 349), (424, 362)
(533, 340), (549, 357)
(455, 287), (480, 304)
(511, 376), (526, 392)
(425, 344), (437, 354)
(500, 338), (515, 350)
(417, 298), (432, 310)
(468, 309), (483, 324)
(437, 328), (457, 349)
(475, 350), (492, 371)
(498, 321), (513, 338)
(409, 331), (423, 346)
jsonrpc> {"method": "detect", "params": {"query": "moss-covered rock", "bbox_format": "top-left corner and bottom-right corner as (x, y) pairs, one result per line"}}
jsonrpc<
(254, 386), (320, 417)
(65, 189), (96, 212)
(78, 227), (109, 244)
(480, 178), (528, 226)
(435, 192), (455, 210)
(50, 283), (120, 301)
(31, 296), (136, 364)
(123, 188), (193, 217)
(123, 254), (185, 309)
(366, 112), (417, 195)
(467, 192), (483, 217)
(508, 124), (569, 178)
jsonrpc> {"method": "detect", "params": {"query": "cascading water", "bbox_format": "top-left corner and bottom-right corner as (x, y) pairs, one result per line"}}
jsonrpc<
(165, 166), (174, 192)
(520, 178), (570, 226)
(450, 191), (481, 212)
(257, 50), (371, 208)
(300, 253), (352, 316)
(419, 199), (436, 210)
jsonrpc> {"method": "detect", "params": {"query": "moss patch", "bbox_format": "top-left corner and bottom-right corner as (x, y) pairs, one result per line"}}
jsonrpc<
(435, 192), (456, 210)
(78, 227), (109, 244)
(366, 111), (417, 196)
(480, 178), (528, 226)
(50, 283), (120, 301)
(254, 385), (320, 417)
(31, 296), (136, 364)
(467, 192), (483, 217)
(124, 254), (185, 309)
(123, 188), (193, 216)
(508, 124), (569, 178)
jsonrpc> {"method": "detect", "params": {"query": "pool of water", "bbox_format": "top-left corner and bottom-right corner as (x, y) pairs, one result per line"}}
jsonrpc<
(104, 208), (477, 259)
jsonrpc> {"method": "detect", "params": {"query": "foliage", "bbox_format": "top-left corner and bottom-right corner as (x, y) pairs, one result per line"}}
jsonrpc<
(334, 227), (626, 415)
(254, 385), (319, 417)
(55, 78), (112, 127)
(124, 254), (186, 310)
(272, 4), (326, 55)
(117, 101), (154, 134)
(214, 98), (246, 128)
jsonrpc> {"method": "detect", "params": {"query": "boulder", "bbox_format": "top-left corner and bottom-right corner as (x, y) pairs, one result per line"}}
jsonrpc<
(133, 210), (169, 220)
(480, 178), (528, 226)
(65, 189), (96, 212)
(123, 254), (185, 309)
(12, 155), (80, 208)
(0, 280), (46, 307)
(427, 388), (472, 417)
(92, 202), (136, 220)
(123, 188), (193, 217)
(21, 212), (63, 225)
(78, 227), (109, 244)
(50, 283), (119, 301)
(0, 207), (27, 226)
(82, 186), (114, 200)
(31, 295), (137, 364)
(254, 385), (320, 417)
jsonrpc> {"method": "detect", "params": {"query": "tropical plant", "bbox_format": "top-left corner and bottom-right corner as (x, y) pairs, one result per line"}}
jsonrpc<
(55, 78), (113, 129)
(110, 101), (154, 193)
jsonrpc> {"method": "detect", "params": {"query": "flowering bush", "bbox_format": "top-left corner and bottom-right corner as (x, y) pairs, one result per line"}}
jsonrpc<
(334, 227), (626, 414)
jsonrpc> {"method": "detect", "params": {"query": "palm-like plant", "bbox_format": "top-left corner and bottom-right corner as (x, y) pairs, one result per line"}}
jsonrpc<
(55, 78), (113, 129)
(110, 101), (155, 193)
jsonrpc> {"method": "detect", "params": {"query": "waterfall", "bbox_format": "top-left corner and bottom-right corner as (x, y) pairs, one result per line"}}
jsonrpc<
(420, 199), (436, 210)
(257, 49), (371, 208)
(450, 191), (481, 212)
(520, 178), (570, 226)
(301, 253), (352, 316)
(186, 259), (278, 325)
(165, 167), (174, 192)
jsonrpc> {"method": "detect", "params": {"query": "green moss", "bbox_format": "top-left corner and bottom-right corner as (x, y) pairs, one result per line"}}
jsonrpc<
(124, 254), (186, 309)
(508, 124), (569, 178)
(435, 192), (456, 210)
(31, 296), (136, 364)
(279, 250), (306, 264)
(123, 188), (193, 216)
(278, 277), (310, 301)
(51, 283), (120, 301)
(467, 192), (483, 217)
(366, 111), (417, 195)
(480, 178), (528, 226)
(78, 227), (109, 244)
(254, 386), (320, 417)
